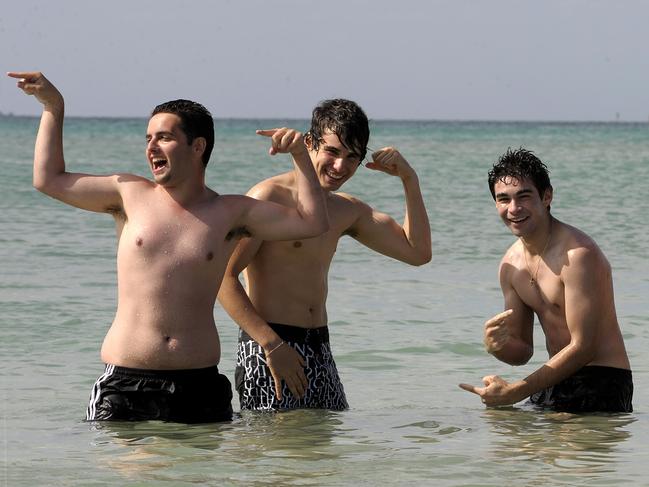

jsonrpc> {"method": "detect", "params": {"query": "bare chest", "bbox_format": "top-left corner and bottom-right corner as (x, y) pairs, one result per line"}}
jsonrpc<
(117, 205), (233, 270)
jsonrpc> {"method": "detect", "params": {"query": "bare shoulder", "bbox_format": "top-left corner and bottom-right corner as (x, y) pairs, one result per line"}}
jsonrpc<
(247, 171), (294, 203)
(559, 222), (611, 275)
(333, 191), (371, 213)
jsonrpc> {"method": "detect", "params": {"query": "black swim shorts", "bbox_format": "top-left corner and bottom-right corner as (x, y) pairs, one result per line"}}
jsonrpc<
(528, 365), (633, 413)
(86, 364), (233, 423)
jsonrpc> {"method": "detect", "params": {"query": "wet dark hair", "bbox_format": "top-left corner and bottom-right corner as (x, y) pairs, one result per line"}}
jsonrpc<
(151, 99), (214, 166)
(307, 99), (369, 162)
(488, 147), (552, 200)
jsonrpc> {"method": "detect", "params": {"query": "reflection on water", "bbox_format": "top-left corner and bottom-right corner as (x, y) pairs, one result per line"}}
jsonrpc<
(483, 407), (635, 474)
(89, 410), (346, 483)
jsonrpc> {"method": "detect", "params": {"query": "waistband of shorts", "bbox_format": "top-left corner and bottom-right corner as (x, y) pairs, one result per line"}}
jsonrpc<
(240, 322), (330, 343)
(577, 365), (632, 379)
(104, 363), (221, 379)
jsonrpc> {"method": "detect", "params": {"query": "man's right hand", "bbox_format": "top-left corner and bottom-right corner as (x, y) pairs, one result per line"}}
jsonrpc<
(256, 128), (308, 158)
(266, 342), (308, 400)
(7, 71), (64, 110)
(483, 309), (514, 354)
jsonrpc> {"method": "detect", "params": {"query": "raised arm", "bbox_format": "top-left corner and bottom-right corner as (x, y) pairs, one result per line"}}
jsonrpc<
(242, 128), (328, 241)
(217, 236), (307, 399)
(349, 148), (431, 265)
(8, 71), (123, 213)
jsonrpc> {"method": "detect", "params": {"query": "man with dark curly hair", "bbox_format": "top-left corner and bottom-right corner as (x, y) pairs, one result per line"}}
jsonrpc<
(460, 148), (632, 413)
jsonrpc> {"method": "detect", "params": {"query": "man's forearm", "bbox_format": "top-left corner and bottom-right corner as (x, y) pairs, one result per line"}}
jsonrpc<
(33, 102), (65, 192)
(218, 276), (282, 350)
(510, 342), (595, 401)
(401, 174), (431, 264)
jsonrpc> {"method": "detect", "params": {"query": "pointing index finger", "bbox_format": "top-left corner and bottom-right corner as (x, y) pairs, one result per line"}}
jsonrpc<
(256, 129), (277, 137)
(459, 383), (480, 395)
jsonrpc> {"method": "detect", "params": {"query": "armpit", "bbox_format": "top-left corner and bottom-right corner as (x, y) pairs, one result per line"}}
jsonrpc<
(226, 226), (252, 241)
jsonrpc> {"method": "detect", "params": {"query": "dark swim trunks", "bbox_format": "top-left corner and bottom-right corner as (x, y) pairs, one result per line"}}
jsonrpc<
(86, 364), (233, 423)
(528, 365), (633, 413)
(235, 323), (348, 411)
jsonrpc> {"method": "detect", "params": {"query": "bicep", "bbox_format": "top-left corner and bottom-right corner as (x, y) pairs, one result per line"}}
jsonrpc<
(242, 197), (311, 241)
(499, 263), (534, 345)
(350, 206), (414, 262)
(39, 172), (124, 213)
(562, 249), (607, 346)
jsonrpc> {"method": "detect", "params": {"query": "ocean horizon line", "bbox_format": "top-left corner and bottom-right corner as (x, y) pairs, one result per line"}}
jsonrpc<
(1, 112), (647, 125)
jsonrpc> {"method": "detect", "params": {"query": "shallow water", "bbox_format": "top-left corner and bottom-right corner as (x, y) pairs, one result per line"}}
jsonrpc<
(1, 116), (648, 485)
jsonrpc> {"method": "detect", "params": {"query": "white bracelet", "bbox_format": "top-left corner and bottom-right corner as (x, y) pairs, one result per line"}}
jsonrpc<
(266, 341), (285, 357)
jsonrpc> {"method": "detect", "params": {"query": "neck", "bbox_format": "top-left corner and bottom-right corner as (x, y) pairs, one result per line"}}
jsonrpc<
(157, 175), (208, 206)
(520, 214), (553, 255)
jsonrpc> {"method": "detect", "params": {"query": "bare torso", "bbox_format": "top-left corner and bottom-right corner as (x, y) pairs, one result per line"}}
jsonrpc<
(506, 221), (629, 369)
(244, 173), (362, 328)
(101, 180), (242, 369)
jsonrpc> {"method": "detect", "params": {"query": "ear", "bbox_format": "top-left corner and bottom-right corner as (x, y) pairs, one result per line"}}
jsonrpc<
(193, 137), (206, 158)
(304, 132), (314, 151)
(542, 186), (553, 210)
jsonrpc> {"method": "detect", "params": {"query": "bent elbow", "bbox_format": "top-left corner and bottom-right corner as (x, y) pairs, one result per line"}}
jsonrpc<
(408, 248), (432, 266)
(33, 176), (52, 195)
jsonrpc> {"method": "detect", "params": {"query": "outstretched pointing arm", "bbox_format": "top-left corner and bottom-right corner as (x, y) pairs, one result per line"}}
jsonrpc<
(8, 71), (122, 213)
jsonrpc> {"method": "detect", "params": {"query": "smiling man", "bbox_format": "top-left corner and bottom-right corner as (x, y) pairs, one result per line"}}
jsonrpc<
(9, 71), (329, 423)
(460, 148), (632, 413)
(218, 99), (431, 411)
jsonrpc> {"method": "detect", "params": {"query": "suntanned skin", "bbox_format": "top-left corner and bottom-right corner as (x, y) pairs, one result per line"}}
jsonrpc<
(459, 176), (630, 406)
(218, 130), (431, 399)
(8, 71), (328, 371)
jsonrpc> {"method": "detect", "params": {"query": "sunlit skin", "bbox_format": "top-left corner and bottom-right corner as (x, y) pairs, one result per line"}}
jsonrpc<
(459, 175), (630, 407)
(218, 129), (432, 401)
(8, 70), (329, 372)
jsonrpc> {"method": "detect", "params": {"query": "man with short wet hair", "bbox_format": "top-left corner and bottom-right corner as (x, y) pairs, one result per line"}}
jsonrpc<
(460, 148), (632, 413)
(9, 71), (329, 422)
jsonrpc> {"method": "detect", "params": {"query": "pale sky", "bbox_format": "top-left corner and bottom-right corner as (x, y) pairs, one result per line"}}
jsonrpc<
(2, 0), (648, 121)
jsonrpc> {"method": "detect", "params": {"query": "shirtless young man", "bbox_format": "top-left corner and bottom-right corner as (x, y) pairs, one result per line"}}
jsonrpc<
(218, 99), (431, 411)
(8, 71), (329, 423)
(460, 148), (632, 413)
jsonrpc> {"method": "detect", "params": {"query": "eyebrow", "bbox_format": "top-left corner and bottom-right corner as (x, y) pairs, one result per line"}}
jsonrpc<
(322, 144), (360, 159)
(146, 130), (175, 139)
(495, 188), (534, 199)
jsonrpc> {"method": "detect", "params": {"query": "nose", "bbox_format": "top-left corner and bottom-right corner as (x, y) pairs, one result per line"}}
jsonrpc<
(147, 137), (159, 153)
(508, 198), (522, 214)
(332, 157), (346, 171)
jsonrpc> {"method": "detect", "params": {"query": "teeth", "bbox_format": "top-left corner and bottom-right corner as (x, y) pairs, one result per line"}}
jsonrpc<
(326, 170), (343, 180)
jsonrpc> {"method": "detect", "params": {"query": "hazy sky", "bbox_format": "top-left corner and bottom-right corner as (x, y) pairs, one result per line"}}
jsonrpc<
(2, 0), (648, 121)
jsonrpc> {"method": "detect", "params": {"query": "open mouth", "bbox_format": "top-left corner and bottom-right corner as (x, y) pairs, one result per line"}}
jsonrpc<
(152, 159), (168, 172)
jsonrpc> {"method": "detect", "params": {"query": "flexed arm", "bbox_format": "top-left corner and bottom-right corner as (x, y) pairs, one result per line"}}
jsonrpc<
(241, 128), (328, 241)
(349, 147), (431, 265)
(8, 71), (123, 213)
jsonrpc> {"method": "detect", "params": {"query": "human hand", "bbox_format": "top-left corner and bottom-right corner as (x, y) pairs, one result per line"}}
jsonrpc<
(257, 128), (308, 158)
(7, 71), (64, 110)
(365, 147), (415, 180)
(459, 375), (517, 407)
(266, 342), (308, 400)
(483, 309), (514, 354)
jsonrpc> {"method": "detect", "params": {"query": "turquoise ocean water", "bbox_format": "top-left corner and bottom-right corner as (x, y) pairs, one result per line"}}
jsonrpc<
(1, 116), (648, 486)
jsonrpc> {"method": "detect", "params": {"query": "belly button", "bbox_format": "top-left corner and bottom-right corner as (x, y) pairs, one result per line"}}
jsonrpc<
(293, 241), (302, 248)
(136, 237), (143, 247)
(206, 251), (214, 261)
